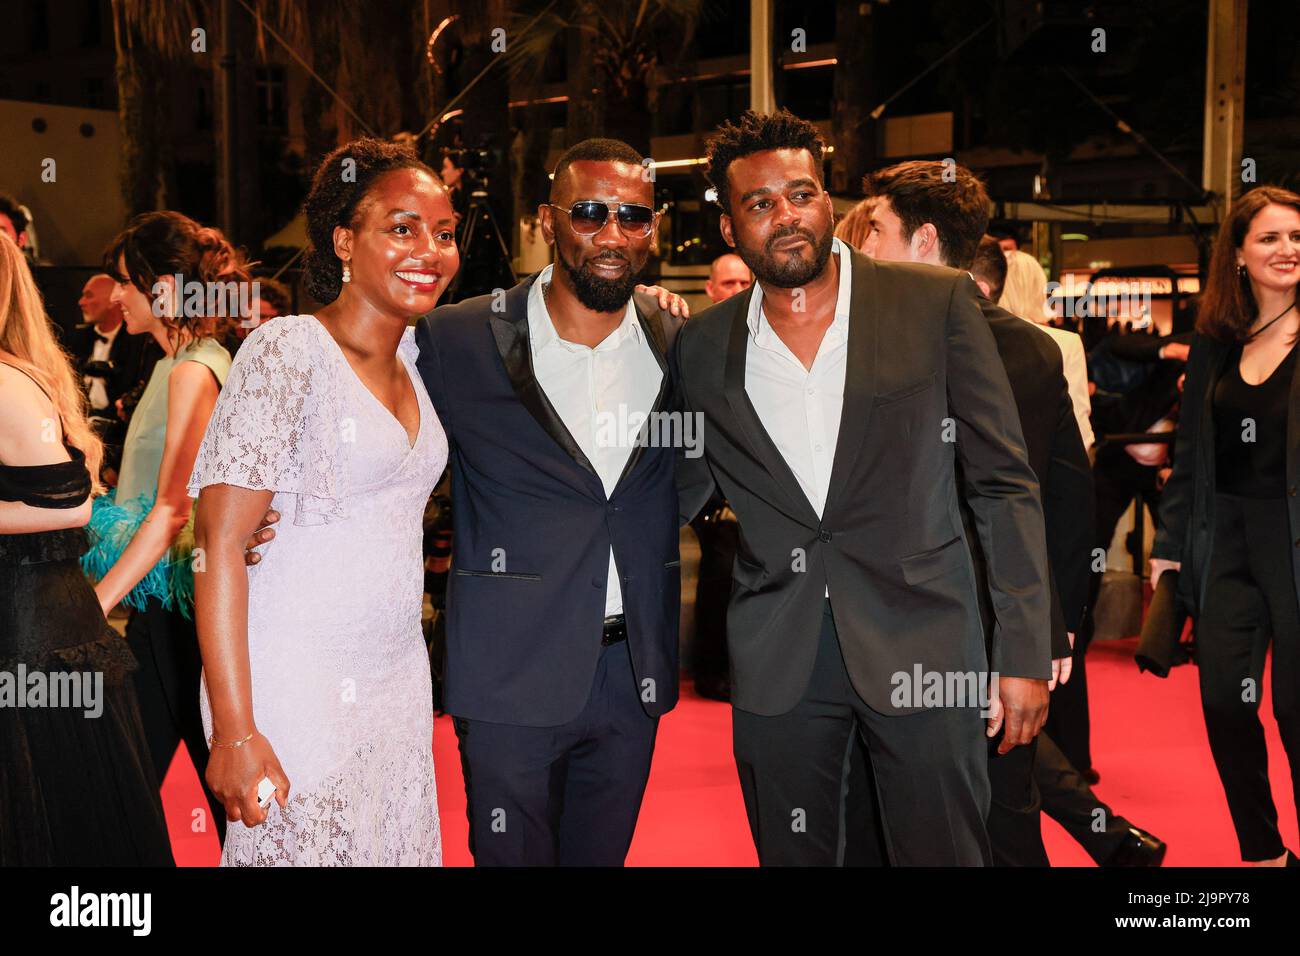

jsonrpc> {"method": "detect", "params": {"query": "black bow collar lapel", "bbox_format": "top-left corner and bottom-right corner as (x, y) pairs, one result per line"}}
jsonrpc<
(822, 248), (877, 521)
(611, 298), (674, 489)
(488, 272), (599, 480)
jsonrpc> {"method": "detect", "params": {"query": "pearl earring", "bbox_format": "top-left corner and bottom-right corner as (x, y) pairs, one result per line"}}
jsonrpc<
(341, 261), (351, 283)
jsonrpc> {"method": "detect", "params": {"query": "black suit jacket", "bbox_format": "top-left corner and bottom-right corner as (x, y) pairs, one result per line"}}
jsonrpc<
(1154, 331), (1300, 618)
(969, 300), (1094, 659)
(67, 324), (157, 413)
(675, 250), (1052, 716)
(415, 275), (686, 726)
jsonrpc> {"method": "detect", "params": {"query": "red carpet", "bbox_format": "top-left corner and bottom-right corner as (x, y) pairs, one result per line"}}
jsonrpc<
(162, 637), (1295, 866)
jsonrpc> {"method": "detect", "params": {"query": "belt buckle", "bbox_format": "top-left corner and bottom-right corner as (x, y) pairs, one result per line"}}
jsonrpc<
(601, 616), (626, 646)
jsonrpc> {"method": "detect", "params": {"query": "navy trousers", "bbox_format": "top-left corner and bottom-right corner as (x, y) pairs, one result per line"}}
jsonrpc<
(452, 639), (659, 866)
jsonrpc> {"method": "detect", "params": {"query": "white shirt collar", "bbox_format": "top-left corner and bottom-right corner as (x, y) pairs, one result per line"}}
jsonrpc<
(527, 263), (643, 354)
(746, 236), (853, 343)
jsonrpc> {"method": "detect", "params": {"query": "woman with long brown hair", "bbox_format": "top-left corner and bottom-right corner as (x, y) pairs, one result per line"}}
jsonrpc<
(1153, 185), (1300, 866)
(0, 232), (172, 864)
(82, 210), (245, 846)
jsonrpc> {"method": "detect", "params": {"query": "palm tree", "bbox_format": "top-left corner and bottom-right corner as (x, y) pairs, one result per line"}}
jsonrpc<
(505, 0), (704, 155)
(109, 0), (206, 214)
(109, 0), (437, 246)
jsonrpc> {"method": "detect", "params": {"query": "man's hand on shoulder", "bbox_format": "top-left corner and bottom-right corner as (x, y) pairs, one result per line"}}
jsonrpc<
(244, 508), (280, 566)
(636, 284), (690, 320)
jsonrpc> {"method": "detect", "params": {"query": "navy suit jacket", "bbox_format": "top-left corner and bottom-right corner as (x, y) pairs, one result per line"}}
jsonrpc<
(415, 275), (686, 726)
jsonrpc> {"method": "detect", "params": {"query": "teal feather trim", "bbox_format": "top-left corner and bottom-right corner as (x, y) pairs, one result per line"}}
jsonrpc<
(81, 490), (197, 619)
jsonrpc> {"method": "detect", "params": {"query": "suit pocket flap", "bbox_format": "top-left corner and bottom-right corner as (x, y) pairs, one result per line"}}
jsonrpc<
(455, 569), (542, 581)
(899, 536), (965, 585)
(872, 372), (936, 406)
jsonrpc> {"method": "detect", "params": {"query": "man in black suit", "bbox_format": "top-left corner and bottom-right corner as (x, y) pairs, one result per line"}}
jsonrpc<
(415, 139), (686, 866)
(67, 273), (156, 417)
(65, 273), (159, 483)
(859, 168), (1092, 865)
(675, 110), (1053, 866)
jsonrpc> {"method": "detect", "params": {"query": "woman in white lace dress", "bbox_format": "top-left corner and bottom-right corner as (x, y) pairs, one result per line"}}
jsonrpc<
(188, 139), (457, 865)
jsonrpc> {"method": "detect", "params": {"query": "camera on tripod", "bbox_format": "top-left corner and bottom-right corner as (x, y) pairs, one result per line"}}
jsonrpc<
(446, 146), (492, 191)
(440, 139), (516, 302)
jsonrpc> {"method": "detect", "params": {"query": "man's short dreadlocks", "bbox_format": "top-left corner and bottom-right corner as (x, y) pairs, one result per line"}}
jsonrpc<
(704, 109), (826, 216)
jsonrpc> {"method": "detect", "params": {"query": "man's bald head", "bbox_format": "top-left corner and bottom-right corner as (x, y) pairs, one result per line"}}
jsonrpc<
(549, 138), (647, 206)
(79, 273), (122, 329)
(705, 253), (752, 302)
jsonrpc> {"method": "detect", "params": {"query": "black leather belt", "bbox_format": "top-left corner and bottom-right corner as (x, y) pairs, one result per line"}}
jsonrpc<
(602, 615), (628, 646)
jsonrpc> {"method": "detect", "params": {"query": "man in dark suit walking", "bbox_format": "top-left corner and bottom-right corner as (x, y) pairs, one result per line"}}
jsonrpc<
(67, 273), (157, 417)
(415, 139), (686, 866)
(675, 110), (1053, 866)
(859, 163), (1092, 866)
(65, 273), (159, 483)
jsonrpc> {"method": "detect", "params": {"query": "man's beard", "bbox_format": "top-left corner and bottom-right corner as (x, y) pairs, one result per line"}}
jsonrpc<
(558, 249), (646, 313)
(737, 224), (834, 289)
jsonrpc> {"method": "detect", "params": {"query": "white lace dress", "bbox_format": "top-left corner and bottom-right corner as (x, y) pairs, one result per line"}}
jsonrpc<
(188, 315), (446, 866)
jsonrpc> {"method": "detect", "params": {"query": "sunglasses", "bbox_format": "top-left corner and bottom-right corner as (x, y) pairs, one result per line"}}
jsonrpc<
(546, 201), (658, 238)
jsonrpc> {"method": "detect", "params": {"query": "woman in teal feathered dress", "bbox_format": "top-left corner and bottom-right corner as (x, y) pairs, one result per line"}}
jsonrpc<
(83, 211), (245, 847)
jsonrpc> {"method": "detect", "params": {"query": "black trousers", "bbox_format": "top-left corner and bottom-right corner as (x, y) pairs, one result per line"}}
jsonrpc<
(124, 598), (225, 845)
(689, 507), (735, 695)
(452, 638), (659, 866)
(986, 736), (1049, 866)
(1051, 453), (1165, 774)
(1197, 493), (1300, 861)
(1036, 731), (1134, 864)
(731, 602), (991, 866)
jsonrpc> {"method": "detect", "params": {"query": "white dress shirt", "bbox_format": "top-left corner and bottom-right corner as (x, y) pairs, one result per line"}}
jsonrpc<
(84, 322), (122, 411)
(744, 237), (853, 520)
(527, 264), (664, 616)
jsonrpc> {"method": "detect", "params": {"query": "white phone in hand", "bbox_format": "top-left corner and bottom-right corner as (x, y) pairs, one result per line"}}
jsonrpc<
(256, 776), (277, 809)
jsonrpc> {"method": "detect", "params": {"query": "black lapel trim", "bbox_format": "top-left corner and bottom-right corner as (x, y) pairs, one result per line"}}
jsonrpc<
(722, 285), (822, 529)
(488, 273), (598, 478)
(613, 297), (672, 489)
(821, 248), (876, 522)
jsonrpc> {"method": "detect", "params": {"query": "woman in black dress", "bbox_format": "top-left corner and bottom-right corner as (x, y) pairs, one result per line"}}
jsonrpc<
(0, 233), (172, 865)
(1153, 186), (1300, 866)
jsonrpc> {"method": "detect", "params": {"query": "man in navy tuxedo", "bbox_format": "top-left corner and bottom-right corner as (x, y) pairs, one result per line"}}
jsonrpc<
(414, 138), (687, 865)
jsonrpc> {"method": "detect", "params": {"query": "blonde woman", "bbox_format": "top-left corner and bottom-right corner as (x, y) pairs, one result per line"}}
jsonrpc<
(1000, 249), (1095, 449)
(834, 197), (874, 253)
(82, 211), (243, 845)
(0, 233), (172, 865)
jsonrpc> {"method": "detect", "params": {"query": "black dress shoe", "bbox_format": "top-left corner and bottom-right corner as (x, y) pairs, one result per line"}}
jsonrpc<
(1103, 826), (1167, 867)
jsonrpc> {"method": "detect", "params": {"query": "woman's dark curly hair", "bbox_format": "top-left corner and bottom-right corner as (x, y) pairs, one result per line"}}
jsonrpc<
(303, 137), (440, 304)
(103, 211), (251, 344)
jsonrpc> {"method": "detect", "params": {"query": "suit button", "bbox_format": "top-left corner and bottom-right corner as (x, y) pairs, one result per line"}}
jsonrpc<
(593, 577), (605, 588)
(819, 530), (832, 543)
